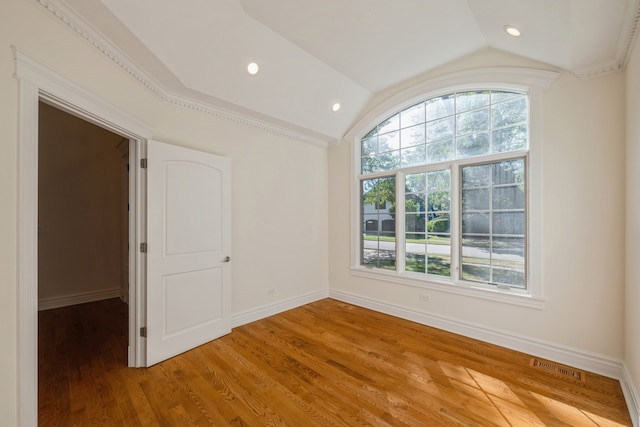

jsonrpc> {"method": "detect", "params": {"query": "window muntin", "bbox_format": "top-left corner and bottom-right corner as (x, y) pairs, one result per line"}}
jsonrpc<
(359, 90), (529, 290)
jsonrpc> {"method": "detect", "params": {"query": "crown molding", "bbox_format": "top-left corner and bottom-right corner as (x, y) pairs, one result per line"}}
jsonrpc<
(574, 0), (640, 79)
(34, 0), (333, 147)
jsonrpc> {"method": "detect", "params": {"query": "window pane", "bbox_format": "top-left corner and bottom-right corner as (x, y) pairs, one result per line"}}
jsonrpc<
(492, 125), (528, 153)
(427, 255), (450, 276)
(493, 185), (525, 210)
(378, 114), (400, 134)
(426, 95), (454, 121)
(491, 91), (521, 103)
(361, 137), (376, 156)
(462, 212), (490, 234)
(462, 164), (491, 187)
(427, 212), (450, 233)
(461, 236), (491, 282)
(406, 173), (426, 194)
(401, 103), (425, 128)
(456, 91), (490, 112)
(456, 108), (489, 135)
(406, 193), (425, 213)
(427, 117), (454, 142)
(457, 132), (490, 158)
(492, 97), (527, 128)
(462, 188), (490, 211)
(428, 169), (451, 191)
(378, 131), (400, 152)
(493, 212), (525, 235)
(428, 191), (450, 212)
(406, 213), (425, 233)
(406, 252), (426, 273)
(373, 150), (400, 171)
(493, 159), (525, 185)
(401, 124), (425, 148)
(492, 267), (524, 287)
(361, 156), (377, 174)
(462, 263), (491, 282)
(401, 145), (426, 168)
(427, 139), (454, 163)
(492, 237), (525, 288)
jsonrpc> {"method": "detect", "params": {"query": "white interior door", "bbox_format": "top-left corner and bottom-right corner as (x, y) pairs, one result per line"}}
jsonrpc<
(146, 139), (231, 366)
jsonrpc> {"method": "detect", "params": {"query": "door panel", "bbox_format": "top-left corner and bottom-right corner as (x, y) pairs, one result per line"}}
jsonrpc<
(146, 140), (231, 366)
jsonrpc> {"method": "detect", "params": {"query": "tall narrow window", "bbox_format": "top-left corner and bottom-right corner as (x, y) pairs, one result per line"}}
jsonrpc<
(461, 159), (526, 288)
(361, 176), (396, 270)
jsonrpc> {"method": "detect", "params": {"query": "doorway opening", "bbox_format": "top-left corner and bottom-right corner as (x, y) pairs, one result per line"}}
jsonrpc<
(37, 102), (131, 418)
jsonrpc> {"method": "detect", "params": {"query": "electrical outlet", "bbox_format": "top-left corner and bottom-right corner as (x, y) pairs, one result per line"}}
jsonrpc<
(418, 292), (430, 302)
(267, 288), (276, 296)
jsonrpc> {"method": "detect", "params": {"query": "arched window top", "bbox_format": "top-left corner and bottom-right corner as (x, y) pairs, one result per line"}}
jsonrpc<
(361, 90), (528, 174)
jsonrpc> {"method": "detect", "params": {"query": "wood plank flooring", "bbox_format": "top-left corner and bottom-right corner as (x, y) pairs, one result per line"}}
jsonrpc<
(38, 298), (632, 426)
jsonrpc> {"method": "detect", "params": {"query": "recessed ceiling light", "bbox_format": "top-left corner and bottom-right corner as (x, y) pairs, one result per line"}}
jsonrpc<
(332, 102), (341, 112)
(504, 25), (521, 37)
(247, 62), (259, 75)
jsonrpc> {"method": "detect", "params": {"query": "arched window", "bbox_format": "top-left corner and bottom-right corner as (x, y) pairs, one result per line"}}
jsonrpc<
(360, 90), (528, 289)
(349, 68), (559, 304)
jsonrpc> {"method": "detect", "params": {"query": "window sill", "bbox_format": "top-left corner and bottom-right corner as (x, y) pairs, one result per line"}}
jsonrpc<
(350, 267), (545, 310)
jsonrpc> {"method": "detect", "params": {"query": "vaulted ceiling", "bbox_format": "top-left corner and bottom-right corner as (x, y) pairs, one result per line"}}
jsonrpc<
(50, 0), (639, 144)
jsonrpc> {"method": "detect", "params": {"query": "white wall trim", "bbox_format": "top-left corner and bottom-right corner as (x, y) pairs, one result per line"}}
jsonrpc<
(329, 289), (624, 380)
(622, 364), (640, 427)
(17, 78), (39, 427)
(38, 288), (121, 311)
(34, 0), (332, 147)
(232, 290), (330, 328)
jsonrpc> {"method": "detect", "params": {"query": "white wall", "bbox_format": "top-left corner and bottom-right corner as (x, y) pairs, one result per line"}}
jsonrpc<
(0, 0), (328, 424)
(626, 29), (640, 420)
(329, 49), (626, 363)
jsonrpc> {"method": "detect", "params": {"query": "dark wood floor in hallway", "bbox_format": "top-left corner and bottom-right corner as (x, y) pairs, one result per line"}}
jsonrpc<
(38, 298), (631, 426)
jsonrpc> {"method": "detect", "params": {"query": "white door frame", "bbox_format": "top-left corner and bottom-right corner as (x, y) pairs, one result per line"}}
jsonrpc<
(14, 48), (152, 426)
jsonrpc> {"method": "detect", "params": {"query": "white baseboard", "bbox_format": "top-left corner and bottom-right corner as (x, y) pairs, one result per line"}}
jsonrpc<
(329, 289), (624, 380)
(232, 289), (329, 328)
(622, 364), (640, 427)
(38, 288), (121, 311)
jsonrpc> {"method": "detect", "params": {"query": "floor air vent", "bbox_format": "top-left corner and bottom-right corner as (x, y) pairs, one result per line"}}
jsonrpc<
(530, 358), (585, 382)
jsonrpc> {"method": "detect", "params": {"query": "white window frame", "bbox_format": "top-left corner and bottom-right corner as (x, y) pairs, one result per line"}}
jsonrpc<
(345, 68), (559, 309)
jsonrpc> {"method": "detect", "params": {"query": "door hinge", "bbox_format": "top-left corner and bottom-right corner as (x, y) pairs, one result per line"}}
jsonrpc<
(140, 242), (147, 253)
(140, 327), (147, 337)
(140, 158), (148, 169)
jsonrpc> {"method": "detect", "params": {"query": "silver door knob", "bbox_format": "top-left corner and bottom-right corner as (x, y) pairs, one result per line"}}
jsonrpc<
(222, 256), (231, 263)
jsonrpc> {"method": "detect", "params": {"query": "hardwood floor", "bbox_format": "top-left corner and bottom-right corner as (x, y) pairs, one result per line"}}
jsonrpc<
(38, 298), (632, 426)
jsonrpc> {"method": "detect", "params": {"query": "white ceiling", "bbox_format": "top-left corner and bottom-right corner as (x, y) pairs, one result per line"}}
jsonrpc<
(57, 0), (639, 144)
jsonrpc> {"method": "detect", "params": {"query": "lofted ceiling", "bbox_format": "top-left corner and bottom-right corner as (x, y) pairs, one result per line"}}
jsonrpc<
(50, 0), (639, 144)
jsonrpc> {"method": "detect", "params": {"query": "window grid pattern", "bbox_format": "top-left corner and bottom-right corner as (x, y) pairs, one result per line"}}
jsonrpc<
(405, 171), (451, 277)
(361, 91), (528, 174)
(460, 159), (526, 288)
